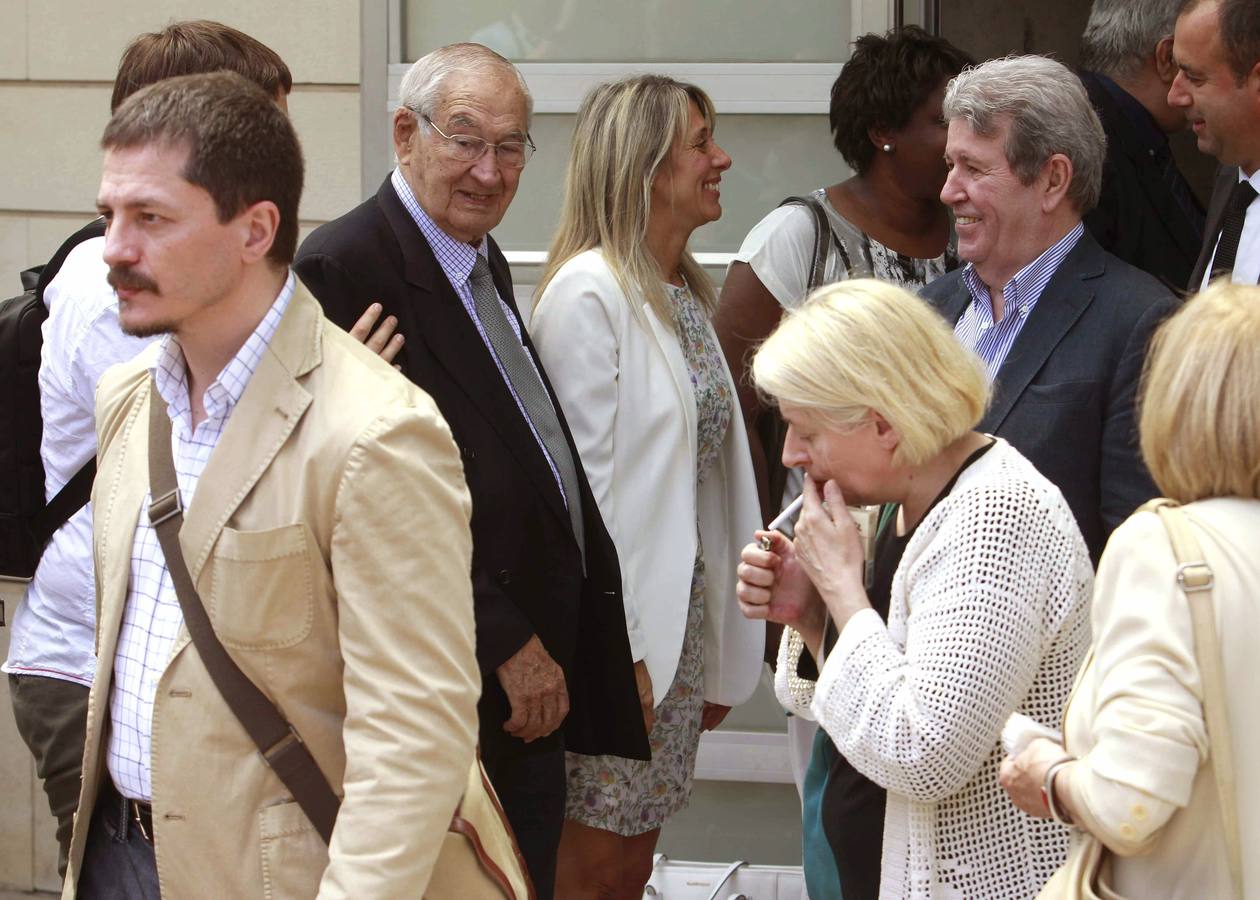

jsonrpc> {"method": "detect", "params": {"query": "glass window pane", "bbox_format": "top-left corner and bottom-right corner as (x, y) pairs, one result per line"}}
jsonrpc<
(403, 0), (851, 63)
(496, 113), (849, 254)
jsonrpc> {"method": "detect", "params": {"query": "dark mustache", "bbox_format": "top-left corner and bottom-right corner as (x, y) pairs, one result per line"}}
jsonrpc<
(107, 267), (159, 295)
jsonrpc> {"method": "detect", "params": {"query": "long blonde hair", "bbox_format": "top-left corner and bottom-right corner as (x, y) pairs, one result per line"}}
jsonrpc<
(536, 75), (718, 327)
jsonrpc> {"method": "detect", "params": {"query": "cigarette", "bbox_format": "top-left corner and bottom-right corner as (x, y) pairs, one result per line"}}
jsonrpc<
(759, 493), (805, 549)
(767, 493), (804, 533)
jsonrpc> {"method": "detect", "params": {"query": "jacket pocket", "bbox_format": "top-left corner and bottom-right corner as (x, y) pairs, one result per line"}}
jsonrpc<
(1021, 380), (1099, 407)
(207, 524), (315, 650)
(259, 799), (328, 899)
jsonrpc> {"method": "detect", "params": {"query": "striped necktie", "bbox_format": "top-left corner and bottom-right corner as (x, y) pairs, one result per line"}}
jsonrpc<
(468, 255), (585, 562)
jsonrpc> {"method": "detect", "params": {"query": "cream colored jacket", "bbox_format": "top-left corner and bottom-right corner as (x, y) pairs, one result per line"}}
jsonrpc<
(1062, 498), (1260, 899)
(529, 249), (764, 707)
(62, 284), (481, 899)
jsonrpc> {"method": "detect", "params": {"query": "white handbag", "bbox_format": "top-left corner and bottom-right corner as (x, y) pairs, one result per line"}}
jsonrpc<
(642, 853), (805, 900)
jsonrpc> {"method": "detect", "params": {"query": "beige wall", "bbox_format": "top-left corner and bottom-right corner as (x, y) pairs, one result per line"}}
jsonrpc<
(0, 2), (361, 890)
(0, 0), (362, 284)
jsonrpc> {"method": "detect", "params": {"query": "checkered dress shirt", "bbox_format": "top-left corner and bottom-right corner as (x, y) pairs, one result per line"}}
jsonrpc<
(106, 273), (295, 802)
(954, 223), (1084, 380)
(390, 167), (569, 507)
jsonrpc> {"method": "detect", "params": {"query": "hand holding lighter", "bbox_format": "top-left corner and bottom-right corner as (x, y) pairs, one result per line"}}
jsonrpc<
(759, 494), (879, 588)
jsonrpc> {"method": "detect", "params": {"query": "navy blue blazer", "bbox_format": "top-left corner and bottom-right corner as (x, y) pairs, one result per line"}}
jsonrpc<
(921, 230), (1178, 562)
(293, 178), (649, 764)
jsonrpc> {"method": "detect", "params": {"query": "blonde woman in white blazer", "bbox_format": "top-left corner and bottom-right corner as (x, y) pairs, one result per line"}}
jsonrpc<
(1000, 281), (1260, 899)
(529, 75), (764, 899)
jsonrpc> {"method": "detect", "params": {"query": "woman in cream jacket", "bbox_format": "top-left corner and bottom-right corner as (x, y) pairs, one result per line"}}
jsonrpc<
(1000, 281), (1260, 899)
(529, 75), (764, 899)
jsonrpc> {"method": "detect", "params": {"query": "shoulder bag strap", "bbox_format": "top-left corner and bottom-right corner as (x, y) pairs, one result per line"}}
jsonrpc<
(778, 195), (842, 292)
(31, 457), (96, 547)
(146, 380), (340, 843)
(1144, 498), (1243, 898)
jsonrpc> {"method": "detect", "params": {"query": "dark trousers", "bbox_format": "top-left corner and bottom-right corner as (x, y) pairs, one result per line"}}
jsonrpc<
(482, 746), (566, 900)
(77, 785), (160, 899)
(9, 673), (90, 877)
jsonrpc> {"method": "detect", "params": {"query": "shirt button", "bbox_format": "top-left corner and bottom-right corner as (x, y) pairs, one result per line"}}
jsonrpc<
(1119, 823), (1135, 839)
(1131, 804), (1148, 821)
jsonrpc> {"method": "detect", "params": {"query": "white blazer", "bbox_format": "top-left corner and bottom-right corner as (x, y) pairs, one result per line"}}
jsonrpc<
(530, 249), (764, 707)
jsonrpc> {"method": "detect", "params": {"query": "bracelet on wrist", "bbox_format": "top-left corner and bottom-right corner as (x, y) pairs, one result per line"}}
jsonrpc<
(1041, 757), (1076, 825)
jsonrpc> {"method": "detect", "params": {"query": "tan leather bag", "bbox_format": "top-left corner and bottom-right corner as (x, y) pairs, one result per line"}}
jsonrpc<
(427, 757), (534, 899)
(1037, 500), (1242, 900)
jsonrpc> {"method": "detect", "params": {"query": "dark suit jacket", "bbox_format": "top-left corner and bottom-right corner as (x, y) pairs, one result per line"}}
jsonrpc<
(921, 230), (1178, 562)
(293, 177), (649, 764)
(1080, 71), (1204, 292)
(1189, 165), (1242, 290)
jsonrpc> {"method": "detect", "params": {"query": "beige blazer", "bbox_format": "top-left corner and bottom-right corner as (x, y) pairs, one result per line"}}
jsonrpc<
(530, 249), (764, 708)
(1061, 498), (1260, 899)
(62, 284), (481, 899)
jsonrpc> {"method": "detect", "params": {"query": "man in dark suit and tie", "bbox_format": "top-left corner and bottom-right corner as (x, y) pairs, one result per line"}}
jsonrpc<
(293, 42), (647, 899)
(923, 55), (1178, 563)
(1171, 0), (1260, 290)
(1078, 0), (1206, 289)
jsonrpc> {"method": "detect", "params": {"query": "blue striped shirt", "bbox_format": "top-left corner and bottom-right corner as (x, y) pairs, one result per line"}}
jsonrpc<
(955, 223), (1084, 380)
(390, 168), (569, 507)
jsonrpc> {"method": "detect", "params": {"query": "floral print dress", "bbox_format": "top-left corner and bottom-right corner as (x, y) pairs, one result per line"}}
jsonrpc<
(564, 282), (732, 836)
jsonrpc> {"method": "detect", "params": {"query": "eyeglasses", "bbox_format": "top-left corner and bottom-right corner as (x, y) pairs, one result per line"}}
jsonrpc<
(422, 115), (536, 169)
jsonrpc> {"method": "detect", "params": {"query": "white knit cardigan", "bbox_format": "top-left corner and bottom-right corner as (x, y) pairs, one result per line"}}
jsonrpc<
(776, 439), (1093, 900)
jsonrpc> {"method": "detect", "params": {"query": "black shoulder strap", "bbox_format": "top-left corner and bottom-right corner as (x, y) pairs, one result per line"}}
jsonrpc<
(30, 458), (96, 547)
(35, 217), (107, 302)
(777, 194), (853, 291)
(778, 195), (830, 291)
(24, 218), (110, 554)
(146, 384), (340, 843)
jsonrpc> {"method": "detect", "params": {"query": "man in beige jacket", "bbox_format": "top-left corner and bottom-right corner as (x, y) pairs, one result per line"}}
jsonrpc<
(62, 71), (480, 898)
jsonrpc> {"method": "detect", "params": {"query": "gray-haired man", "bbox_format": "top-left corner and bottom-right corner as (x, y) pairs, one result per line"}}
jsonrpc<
(1078, 0), (1207, 288)
(294, 43), (647, 899)
(922, 55), (1178, 563)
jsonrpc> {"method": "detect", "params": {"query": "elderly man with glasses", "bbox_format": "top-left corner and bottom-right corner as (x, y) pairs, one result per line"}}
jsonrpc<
(294, 42), (648, 900)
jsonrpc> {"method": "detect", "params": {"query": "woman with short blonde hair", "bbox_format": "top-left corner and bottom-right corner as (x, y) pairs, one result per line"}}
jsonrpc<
(752, 278), (989, 467)
(530, 75), (764, 899)
(739, 280), (1092, 899)
(1001, 281), (1260, 899)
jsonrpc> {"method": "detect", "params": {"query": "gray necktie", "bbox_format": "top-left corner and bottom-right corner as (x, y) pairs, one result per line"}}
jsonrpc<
(469, 255), (585, 561)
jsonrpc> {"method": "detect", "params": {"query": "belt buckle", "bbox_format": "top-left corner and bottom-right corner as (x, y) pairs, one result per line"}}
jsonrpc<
(130, 799), (152, 842)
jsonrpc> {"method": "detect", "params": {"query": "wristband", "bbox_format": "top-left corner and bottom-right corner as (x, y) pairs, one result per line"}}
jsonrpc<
(1041, 757), (1076, 825)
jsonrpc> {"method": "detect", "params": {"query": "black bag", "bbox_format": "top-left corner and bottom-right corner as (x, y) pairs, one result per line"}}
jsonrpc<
(0, 218), (107, 584)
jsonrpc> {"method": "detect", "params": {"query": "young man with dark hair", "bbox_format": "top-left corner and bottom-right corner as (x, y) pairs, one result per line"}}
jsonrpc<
(65, 71), (479, 899)
(110, 19), (292, 112)
(2, 21), (293, 876)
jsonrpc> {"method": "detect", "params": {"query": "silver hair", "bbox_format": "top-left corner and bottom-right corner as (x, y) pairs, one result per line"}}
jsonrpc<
(943, 56), (1106, 214)
(397, 42), (533, 129)
(1080, 0), (1182, 78)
